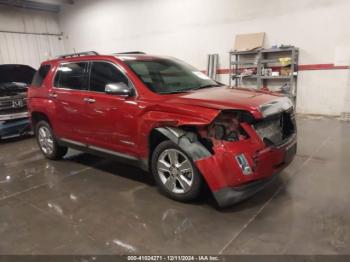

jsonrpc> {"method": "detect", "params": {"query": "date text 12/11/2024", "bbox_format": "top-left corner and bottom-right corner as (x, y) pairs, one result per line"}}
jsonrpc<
(127, 256), (220, 261)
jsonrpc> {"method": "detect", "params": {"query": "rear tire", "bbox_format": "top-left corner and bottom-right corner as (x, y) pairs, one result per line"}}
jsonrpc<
(151, 140), (203, 202)
(35, 120), (68, 160)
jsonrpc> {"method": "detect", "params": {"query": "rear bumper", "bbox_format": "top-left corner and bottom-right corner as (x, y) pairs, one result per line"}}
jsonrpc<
(0, 118), (31, 139)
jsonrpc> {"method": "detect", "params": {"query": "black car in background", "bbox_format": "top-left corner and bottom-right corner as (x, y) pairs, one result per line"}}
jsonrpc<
(0, 64), (36, 139)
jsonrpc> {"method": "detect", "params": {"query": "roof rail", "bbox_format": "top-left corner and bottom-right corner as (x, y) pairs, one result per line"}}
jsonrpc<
(58, 51), (99, 59)
(114, 51), (146, 55)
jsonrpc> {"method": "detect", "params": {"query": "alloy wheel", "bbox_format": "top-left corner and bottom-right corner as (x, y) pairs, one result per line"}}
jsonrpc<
(157, 148), (194, 194)
(38, 126), (54, 155)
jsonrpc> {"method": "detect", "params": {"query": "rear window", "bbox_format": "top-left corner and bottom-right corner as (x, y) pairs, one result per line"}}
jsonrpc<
(32, 65), (51, 87)
(54, 62), (88, 90)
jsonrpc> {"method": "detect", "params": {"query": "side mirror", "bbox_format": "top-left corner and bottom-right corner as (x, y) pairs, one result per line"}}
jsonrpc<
(105, 82), (134, 97)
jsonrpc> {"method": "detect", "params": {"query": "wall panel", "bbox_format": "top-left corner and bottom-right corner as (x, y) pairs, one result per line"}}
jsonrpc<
(59, 0), (350, 116)
(0, 5), (63, 68)
(0, 32), (64, 68)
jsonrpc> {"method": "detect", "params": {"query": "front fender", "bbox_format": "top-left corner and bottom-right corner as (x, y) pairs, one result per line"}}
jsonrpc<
(154, 127), (212, 161)
(141, 109), (219, 126)
(137, 106), (220, 158)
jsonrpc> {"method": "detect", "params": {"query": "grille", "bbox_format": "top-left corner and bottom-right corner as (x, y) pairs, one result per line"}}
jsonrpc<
(0, 96), (27, 112)
(254, 109), (295, 146)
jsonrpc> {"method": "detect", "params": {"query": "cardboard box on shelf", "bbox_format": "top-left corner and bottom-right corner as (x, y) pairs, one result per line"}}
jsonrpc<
(280, 67), (292, 76)
(234, 32), (265, 52)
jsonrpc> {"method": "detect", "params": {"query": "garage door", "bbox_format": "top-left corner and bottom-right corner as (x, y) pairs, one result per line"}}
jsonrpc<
(0, 32), (64, 68)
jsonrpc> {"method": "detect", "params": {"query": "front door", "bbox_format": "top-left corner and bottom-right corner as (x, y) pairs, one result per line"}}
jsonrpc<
(83, 61), (140, 157)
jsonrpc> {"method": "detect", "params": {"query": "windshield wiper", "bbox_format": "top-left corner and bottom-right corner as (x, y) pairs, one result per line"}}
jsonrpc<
(192, 84), (222, 90)
(159, 84), (222, 94)
(159, 90), (191, 94)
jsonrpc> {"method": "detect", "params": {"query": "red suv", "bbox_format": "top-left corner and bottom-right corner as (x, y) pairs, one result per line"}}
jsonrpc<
(28, 51), (297, 207)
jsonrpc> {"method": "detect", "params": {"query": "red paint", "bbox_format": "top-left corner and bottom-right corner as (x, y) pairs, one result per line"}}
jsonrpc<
(28, 53), (296, 199)
(196, 131), (296, 191)
(211, 63), (349, 75)
(298, 64), (349, 71)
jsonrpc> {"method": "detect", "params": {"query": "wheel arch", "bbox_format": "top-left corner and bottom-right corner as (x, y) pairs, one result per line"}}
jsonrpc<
(31, 111), (51, 131)
(149, 126), (213, 162)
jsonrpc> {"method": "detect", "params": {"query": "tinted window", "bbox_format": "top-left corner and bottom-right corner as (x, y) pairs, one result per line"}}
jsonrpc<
(32, 65), (51, 87)
(54, 62), (88, 90)
(89, 62), (128, 92)
(124, 58), (219, 94)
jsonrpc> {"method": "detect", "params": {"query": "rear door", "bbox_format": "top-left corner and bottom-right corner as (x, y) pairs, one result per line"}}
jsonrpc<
(50, 62), (90, 143)
(83, 61), (140, 157)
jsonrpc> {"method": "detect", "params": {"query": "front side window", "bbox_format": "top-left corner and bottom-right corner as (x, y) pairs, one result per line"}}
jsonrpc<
(54, 62), (88, 90)
(89, 62), (129, 92)
(123, 58), (220, 94)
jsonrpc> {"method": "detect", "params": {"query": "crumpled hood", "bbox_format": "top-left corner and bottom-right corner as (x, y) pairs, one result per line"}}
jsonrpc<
(167, 86), (285, 118)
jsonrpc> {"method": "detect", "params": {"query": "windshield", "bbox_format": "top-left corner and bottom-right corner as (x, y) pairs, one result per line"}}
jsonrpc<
(0, 65), (36, 85)
(124, 58), (220, 94)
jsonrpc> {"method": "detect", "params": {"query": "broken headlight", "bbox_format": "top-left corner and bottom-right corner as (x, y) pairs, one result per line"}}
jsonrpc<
(208, 110), (253, 142)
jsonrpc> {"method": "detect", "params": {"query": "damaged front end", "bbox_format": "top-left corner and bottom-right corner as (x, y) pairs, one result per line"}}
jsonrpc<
(155, 98), (297, 208)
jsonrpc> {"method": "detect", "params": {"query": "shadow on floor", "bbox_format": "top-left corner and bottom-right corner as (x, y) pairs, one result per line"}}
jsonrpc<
(0, 134), (34, 144)
(64, 151), (155, 186)
(62, 150), (286, 212)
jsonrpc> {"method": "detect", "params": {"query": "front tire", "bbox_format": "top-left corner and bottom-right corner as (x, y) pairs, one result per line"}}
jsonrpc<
(35, 121), (68, 160)
(151, 140), (203, 202)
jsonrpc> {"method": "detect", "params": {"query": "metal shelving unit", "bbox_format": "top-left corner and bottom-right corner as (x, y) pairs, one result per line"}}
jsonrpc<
(229, 47), (299, 102)
(229, 49), (261, 88)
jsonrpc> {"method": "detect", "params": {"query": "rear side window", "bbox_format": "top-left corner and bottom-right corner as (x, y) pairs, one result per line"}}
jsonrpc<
(89, 62), (129, 92)
(32, 65), (51, 87)
(54, 62), (88, 90)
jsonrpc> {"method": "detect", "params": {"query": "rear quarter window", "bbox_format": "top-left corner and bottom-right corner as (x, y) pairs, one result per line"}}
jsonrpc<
(32, 65), (51, 87)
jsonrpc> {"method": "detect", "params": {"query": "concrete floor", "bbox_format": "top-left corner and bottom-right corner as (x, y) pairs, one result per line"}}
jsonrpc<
(0, 117), (349, 255)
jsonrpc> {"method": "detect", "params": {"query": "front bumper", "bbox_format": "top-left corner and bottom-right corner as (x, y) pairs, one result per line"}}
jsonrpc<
(0, 118), (31, 139)
(213, 172), (279, 208)
(195, 123), (297, 208)
(0, 111), (29, 121)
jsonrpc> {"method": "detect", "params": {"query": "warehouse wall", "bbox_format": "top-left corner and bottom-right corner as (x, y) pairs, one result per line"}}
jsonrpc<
(59, 0), (350, 116)
(0, 6), (64, 69)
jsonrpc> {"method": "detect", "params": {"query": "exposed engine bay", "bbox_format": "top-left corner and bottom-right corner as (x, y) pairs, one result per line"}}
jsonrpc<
(0, 82), (28, 97)
(198, 108), (295, 148)
(206, 110), (253, 142)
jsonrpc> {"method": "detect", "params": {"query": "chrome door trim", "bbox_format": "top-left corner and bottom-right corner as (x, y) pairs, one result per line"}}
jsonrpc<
(89, 145), (138, 160)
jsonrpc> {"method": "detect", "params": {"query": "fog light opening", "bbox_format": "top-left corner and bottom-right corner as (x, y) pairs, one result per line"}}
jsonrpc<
(235, 154), (253, 176)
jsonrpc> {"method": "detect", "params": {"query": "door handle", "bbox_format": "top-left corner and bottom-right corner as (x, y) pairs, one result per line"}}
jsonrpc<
(48, 92), (58, 99)
(84, 98), (96, 103)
